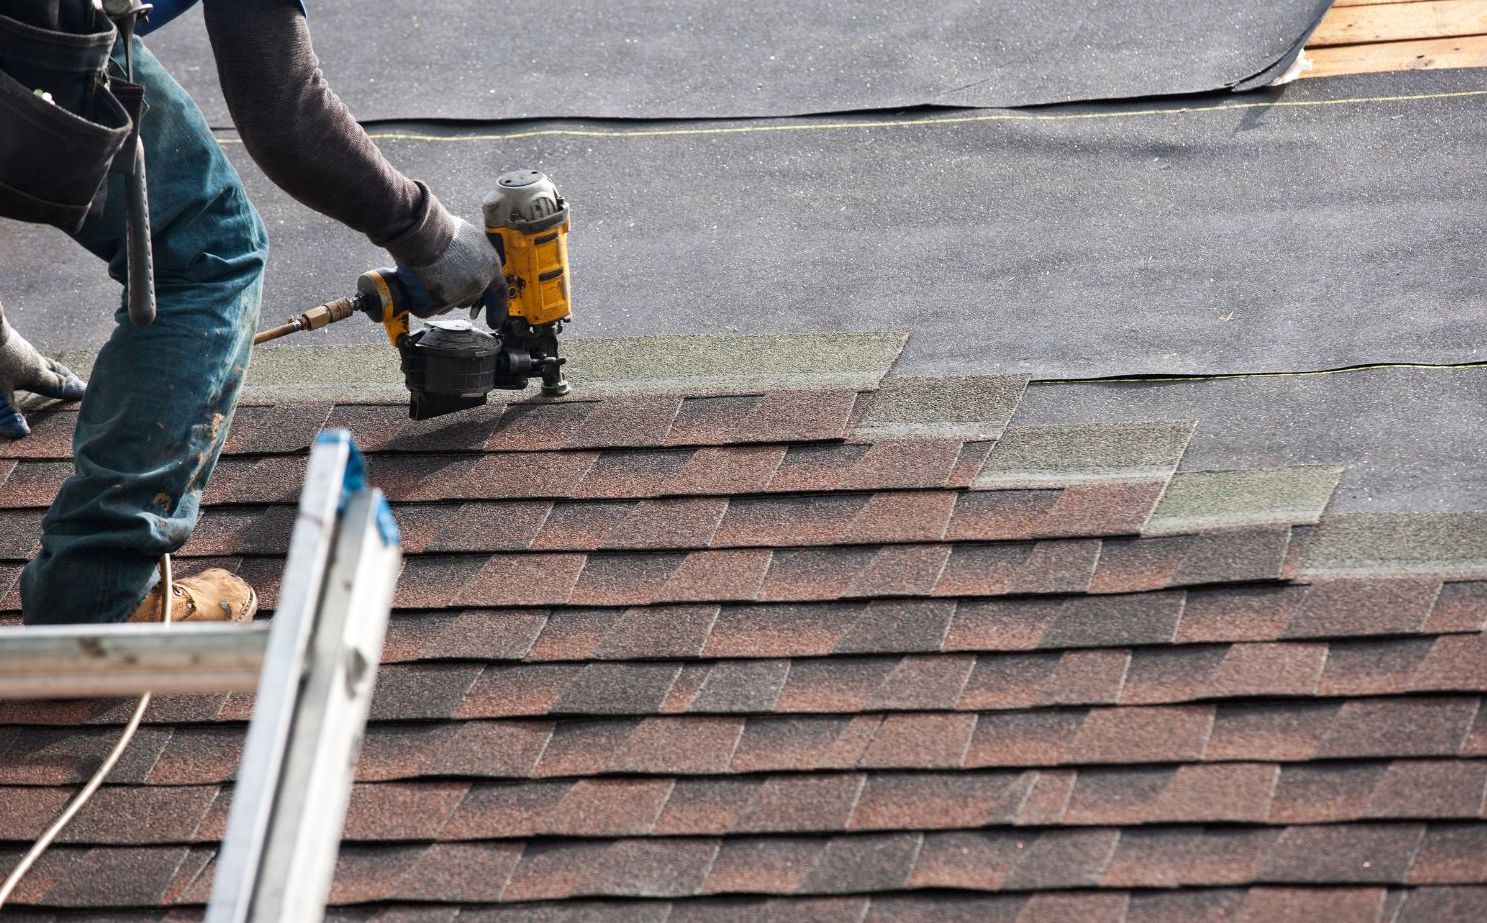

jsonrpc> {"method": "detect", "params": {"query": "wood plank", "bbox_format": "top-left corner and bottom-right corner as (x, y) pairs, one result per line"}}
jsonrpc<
(1310, 0), (1487, 46)
(1315, 0), (1487, 43)
(1302, 33), (1487, 76)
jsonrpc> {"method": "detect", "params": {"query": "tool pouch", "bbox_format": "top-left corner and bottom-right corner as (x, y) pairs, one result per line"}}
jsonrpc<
(0, 2), (132, 233)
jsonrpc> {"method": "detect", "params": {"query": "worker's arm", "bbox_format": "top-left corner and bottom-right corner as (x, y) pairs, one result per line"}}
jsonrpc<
(200, 0), (493, 311)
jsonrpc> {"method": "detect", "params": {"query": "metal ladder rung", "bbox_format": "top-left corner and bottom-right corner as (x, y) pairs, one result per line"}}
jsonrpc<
(0, 621), (271, 699)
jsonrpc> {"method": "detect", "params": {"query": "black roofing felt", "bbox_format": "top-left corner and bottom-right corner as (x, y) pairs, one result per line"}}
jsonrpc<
(10, 71), (1485, 382)
(145, 0), (1330, 124)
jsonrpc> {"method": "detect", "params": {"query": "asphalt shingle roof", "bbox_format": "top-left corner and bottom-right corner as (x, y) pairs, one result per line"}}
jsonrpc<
(2, 378), (1486, 919)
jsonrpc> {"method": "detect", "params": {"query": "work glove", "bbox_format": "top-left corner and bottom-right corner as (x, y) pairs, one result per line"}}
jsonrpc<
(0, 313), (87, 439)
(393, 217), (500, 319)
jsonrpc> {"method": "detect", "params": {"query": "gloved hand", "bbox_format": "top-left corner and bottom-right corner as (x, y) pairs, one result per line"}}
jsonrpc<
(392, 217), (500, 319)
(0, 312), (87, 439)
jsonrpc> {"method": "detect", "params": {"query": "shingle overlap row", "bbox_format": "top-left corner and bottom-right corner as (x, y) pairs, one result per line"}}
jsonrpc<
(0, 390), (861, 462)
(9, 694), (1487, 787)
(12, 758), (1487, 847)
(13, 887), (1487, 922)
(10, 824), (1487, 907)
(2, 390), (1484, 917)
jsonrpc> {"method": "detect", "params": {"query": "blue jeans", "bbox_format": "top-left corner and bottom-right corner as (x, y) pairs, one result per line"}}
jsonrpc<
(20, 38), (267, 625)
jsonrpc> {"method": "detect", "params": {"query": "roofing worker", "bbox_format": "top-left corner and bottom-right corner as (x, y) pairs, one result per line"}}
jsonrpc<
(0, 0), (496, 624)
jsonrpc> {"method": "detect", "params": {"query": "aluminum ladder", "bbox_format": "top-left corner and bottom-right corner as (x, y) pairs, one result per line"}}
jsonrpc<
(0, 430), (401, 922)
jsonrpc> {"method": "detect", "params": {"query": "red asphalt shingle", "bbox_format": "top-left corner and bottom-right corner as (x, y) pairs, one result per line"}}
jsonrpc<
(3, 389), (1485, 920)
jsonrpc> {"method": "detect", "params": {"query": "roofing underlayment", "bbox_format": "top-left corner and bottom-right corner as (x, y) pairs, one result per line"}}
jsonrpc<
(3, 0), (1487, 918)
(16, 70), (1487, 381)
(146, 0), (1336, 121)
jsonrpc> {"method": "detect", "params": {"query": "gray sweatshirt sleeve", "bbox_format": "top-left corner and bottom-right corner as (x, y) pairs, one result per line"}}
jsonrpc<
(200, 0), (454, 266)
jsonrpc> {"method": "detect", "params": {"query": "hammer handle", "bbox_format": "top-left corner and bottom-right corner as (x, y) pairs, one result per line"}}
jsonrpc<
(124, 146), (156, 326)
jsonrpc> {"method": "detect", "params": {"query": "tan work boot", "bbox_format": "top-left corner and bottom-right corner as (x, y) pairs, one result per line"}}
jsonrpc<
(128, 568), (259, 623)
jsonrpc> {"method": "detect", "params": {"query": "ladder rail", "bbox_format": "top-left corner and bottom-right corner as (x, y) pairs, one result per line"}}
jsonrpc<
(245, 488), (401, 918)
(207, 432), (401, 923)
(204, 432), (355, 921)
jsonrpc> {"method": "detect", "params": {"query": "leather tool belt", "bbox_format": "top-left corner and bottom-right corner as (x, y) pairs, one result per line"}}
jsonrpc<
(0, 1), (138, 233)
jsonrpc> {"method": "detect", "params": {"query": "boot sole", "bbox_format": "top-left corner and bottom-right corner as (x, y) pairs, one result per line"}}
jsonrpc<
(237, 586), (259, 623)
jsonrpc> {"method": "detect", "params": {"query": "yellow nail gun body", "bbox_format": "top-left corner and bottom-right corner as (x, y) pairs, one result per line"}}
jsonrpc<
(487, 169), (572, 329)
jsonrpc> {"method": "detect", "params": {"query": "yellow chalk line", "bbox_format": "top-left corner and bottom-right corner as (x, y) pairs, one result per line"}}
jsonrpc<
(213, 87), (1487, 146)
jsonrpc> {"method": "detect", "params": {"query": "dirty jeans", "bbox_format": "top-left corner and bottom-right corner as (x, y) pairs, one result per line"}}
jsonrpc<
(20, 37), (266, 624)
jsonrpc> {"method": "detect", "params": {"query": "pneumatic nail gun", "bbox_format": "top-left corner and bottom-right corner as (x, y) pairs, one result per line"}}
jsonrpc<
(254, 170), (573, 420)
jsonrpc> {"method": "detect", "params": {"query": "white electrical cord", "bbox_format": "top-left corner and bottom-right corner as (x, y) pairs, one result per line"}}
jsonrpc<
(0, 554), (173, 908)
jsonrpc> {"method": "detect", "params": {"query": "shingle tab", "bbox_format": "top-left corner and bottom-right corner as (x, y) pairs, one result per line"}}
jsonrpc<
(1283, 578), (1442, 639)
(852, 376), (1028, 441)
(1145, 466), (1344, 535)
(947, 481), (1166, 541)
(5, 845), (194, 907)
(841, 440), (968, 491)
(0, 725), (175, 785)
(0, 459), (74, 508)
(384, 608), (549, 662)
(567, 395), (684, 449)
(935, 540), (1100, 596)
(976, 421), (1196, 488)
(1303, 513), (1487, 578)
(1429, 582), (1487, 633)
